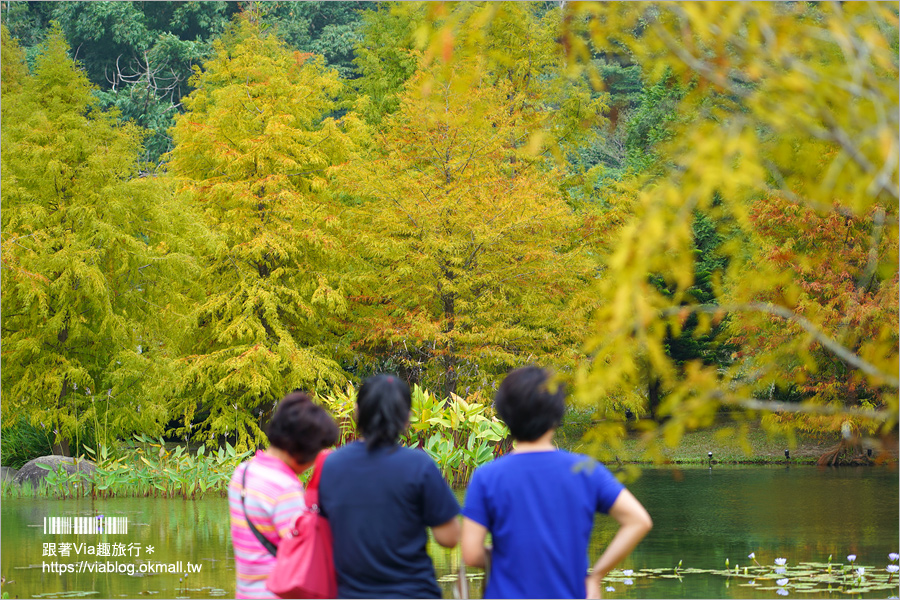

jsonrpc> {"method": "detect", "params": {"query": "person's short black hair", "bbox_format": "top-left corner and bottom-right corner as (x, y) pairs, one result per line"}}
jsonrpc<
(266, 391), (338, 463)
(494, 366), (566, 441)
(356, 374), (411, 450)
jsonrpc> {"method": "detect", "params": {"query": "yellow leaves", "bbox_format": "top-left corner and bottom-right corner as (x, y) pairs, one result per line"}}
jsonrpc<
(525, 130), (545, 156)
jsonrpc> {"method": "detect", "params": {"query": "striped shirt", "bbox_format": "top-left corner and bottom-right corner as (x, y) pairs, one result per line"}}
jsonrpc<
(228, 451), (306, 599)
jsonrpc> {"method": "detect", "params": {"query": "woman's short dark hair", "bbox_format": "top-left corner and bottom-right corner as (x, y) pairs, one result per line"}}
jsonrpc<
(266, 391), (339, 463)
(356, 374), (411, 450)
(494, 366), (566, 442)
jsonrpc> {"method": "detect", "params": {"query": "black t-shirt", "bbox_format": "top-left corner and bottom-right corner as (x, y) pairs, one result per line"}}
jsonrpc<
(318, 441), (460, 599)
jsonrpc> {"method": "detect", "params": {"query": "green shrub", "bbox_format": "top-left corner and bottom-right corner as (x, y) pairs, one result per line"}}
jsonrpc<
(1, 418), (53, 468)
(317, 384), (510, 486)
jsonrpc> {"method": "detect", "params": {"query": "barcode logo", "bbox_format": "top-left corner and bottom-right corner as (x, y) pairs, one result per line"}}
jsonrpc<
(43, 517), (128, 535)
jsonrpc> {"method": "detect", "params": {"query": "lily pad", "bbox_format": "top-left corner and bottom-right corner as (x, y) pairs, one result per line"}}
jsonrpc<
(639, 568), (671, 574)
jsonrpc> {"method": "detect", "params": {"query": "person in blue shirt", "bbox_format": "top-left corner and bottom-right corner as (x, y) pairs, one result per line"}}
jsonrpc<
(461, 366), (653, 599)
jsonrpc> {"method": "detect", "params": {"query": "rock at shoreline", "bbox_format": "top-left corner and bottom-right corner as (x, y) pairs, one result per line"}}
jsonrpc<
(13, 456), (96, 488)
(0, 466), (19, 482)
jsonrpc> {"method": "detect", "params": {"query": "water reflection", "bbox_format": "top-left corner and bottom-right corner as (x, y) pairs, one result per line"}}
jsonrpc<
(2, 465), (897, 599)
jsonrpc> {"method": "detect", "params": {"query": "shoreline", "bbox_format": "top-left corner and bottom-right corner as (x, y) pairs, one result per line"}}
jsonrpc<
(557, 419), (899, 467)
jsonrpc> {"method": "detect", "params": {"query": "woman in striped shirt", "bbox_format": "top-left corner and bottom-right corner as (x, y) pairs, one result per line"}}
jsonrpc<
(228, 391), (338, 599)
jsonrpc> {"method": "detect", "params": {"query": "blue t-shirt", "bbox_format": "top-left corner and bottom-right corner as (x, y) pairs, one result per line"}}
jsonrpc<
(318, 441), (460, 598)
(462, 450), (624, 599)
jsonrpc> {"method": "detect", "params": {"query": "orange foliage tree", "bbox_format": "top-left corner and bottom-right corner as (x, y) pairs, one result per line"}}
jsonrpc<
(337, 59), (597, 396)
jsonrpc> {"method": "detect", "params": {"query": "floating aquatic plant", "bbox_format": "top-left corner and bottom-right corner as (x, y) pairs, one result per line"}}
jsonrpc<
(601, 553), (899, 597)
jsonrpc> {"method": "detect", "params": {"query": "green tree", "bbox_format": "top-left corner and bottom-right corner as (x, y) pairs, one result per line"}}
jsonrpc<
(1, 26), (198, 454)
(165, 17), (361, 448)
(339, 59), (597, 396)
(2, 2), (241, 163)
(250, 1), (372, 79)
(351, 2), (433, 124)
(352, 1), (606, 142)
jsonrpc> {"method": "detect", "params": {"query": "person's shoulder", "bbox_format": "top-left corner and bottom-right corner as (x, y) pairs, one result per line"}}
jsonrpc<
(555, 449), (597, 466)
(468, 451), (516, 480)
(559, 452), (624, 490)
(320, 441), (362, 473)
(327, 440), (363, 459)
(557, 450), (614, 471)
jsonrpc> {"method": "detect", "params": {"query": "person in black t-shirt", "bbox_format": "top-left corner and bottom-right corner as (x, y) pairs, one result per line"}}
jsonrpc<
(318, 374), (461, 598)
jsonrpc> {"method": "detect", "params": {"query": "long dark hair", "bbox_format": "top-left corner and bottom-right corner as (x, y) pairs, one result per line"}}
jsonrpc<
(266, 391), (339, 463)
(356, 374), (411, 450)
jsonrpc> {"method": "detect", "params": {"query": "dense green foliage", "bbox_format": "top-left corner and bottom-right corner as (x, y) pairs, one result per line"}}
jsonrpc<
(2, 2), (896, 465)
(1, 26), (198, 454)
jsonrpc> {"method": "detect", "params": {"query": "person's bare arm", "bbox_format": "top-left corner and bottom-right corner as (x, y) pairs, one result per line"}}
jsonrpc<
(432, 515), (461, 548)
(461, 517), (489, 567)
(585, 490), (653, 599)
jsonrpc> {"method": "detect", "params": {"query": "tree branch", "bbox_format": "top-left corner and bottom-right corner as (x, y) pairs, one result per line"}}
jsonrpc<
(660, 302), (899, 389)
(711, 391), (894, 422)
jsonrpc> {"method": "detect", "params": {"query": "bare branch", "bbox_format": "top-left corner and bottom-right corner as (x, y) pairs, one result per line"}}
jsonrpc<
(711, 390), (894, 422)
(762, 160), (899, 224)
(660, 302), (899, 389)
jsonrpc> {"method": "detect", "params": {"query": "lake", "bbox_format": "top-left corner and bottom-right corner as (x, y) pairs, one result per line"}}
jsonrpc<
(2, 465), (897, 598)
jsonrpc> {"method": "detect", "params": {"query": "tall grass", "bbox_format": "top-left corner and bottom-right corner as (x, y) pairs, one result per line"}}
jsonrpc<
(1, 435), (252, 500)
(1, 418), (53, 469)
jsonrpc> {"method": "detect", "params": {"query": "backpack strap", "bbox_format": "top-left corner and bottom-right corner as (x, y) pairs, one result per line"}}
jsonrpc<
(304, 449), (330, 511)
(240, 462), (278, 557)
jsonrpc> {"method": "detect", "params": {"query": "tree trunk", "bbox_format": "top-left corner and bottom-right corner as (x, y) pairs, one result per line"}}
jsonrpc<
(441, 291), (458, 398)
(52, 376), (71, 456)
(648, 375), (662, 420)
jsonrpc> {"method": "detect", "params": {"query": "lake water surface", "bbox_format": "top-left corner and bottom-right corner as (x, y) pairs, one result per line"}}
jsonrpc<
(2, 465), (897, 598)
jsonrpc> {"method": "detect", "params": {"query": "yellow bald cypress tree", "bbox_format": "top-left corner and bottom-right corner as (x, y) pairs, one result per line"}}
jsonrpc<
(165, 16), (362, 447)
